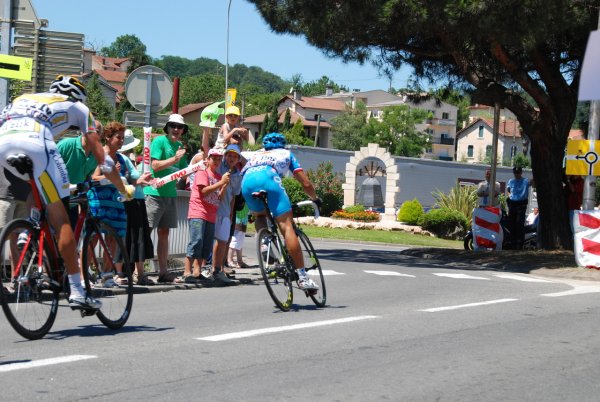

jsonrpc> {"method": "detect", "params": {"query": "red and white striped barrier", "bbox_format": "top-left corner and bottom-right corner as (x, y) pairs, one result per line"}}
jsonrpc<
(572, 210), (600, 268)
(472, 206), (503, 250)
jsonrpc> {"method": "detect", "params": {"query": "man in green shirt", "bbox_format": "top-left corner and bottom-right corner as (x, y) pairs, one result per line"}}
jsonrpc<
(57, 134), (98, 185)
(144, 114), (188, 283)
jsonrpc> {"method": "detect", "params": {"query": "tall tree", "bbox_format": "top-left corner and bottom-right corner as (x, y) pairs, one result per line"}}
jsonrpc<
(331, 102), (368, 151)
(247, 0), (600, 249)
(301, 75), (347, 96)
(265, 105), (280, 133)
(100, 34), (152, 73)
(364, 105), (429, 157)
(282, 108), (292, 131)
(85, 72), (114, 123)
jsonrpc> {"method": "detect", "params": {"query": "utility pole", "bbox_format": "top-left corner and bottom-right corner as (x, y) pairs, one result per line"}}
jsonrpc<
(582, 12), (600, 211)
(0, 0), (13, 109)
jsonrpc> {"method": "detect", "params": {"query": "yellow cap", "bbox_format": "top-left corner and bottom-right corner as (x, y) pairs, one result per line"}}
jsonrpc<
(225, 106), (240, 116)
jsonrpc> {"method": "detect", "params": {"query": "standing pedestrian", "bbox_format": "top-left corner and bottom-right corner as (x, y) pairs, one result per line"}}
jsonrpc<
(506, 166), (530, 249)
(144, 114), (188, 284)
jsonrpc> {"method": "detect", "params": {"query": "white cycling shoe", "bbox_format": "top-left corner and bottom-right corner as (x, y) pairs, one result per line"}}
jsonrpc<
(298, 276), (319, 291)
(69, 294), (102, 310)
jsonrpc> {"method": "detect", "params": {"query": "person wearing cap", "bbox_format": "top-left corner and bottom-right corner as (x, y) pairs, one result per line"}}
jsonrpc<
(144, 114), (188, 284)
(183, 147), (231, 283)
(507, 166), (530, 249)
(118, 128), (155, 286)
(215, 105), (248, 149)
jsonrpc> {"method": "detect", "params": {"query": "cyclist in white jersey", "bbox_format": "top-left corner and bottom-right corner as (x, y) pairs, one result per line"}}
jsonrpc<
(0, 75), (133, 310)
(241, 132), (321, 291)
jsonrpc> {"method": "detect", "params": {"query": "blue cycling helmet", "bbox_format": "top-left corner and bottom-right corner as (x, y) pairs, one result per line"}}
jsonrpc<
(262, 132), (286, 150)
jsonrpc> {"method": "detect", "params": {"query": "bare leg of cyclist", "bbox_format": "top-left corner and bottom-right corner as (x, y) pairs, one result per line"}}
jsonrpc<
(46, 201), (101, 310)
(274, 212), (319, 291)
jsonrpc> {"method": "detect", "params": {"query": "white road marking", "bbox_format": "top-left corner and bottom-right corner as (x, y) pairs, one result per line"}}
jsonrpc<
(433, 273), (490, 280)
(542, 285), (600, 297)
(364, 270), (415, 277)
(419, 298), (518, 312)
(493, 273), (553, 283)
(311, 270), (345, 276)
(196, 315), (381, 341)
(0, 355), (97, 373)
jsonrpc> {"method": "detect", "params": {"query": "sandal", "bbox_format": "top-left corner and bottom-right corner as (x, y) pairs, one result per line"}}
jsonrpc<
(114, 275), (128, 286)
(134, 274), (155, 286)
(238, 262), (250, 268)
(182, 274), (197, 284)
(158, 272), (184, 284)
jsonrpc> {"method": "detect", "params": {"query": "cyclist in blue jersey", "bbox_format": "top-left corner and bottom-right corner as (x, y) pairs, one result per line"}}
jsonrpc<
(241, 132), (321, 291)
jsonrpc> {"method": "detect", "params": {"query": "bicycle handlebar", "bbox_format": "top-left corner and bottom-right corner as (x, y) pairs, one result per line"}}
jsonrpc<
(294, 200), (320, 219)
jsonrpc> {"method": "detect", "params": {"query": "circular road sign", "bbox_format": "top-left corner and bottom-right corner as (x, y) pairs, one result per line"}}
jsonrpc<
(125, 65), (172, 113)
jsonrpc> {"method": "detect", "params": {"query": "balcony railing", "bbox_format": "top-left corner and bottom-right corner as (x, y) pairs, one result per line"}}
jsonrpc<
(439, 137), (454, 145)
(426, 118), (456, 126)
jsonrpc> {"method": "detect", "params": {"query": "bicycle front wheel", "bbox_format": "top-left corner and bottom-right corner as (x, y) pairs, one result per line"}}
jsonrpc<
(256, 227), (293, 311)
(82, 221), (132, 329)
(297, 230), (327, 307)
(0, 219), (59, 340)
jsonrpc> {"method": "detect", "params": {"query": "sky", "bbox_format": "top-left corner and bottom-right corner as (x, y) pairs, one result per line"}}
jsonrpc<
(32, 0), (412, 92)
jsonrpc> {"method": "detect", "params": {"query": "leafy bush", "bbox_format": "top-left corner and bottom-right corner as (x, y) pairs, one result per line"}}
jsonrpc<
(421, 208), (468, 240)
(282, 177), (305, 204)
(332, 209), (381, 221)
(397, 198), (424, 225)
(307, 161), (344, 217)
(343, 204), (366, 214)
(432, 184), (477, 223)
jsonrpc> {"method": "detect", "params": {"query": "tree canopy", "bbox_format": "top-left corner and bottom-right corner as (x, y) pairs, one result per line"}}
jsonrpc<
(247, 0), (600, 249)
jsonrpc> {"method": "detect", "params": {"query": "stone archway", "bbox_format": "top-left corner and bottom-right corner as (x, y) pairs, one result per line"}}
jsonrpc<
(342, 143), (399, 220)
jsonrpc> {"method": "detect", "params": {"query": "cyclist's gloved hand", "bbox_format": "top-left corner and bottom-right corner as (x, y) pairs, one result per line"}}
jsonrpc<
(312, 197), (322, 213)
(120, 185), (135, 202)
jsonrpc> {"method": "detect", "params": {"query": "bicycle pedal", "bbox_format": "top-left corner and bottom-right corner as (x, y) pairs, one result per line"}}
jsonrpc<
(304, 289), (318, 297)
(78, 308), (97, 317)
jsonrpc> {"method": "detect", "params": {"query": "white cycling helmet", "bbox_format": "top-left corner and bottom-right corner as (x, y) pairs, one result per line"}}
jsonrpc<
(49, 75), (87, 102)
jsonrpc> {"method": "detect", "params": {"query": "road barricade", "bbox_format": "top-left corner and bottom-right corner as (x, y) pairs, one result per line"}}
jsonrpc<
(472, 206), (503, 251)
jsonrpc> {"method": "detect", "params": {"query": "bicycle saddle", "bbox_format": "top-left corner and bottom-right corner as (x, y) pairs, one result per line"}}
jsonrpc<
(6, 153), (33, 176)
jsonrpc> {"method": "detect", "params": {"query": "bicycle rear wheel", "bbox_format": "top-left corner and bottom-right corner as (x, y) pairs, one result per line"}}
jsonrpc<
(297, 229), (327, 307)
(256, 227), (293, 311)
(81, 221), (132, 329)
(0, 219), (59, 340)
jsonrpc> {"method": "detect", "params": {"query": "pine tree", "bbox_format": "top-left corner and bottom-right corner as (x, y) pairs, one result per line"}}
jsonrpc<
(282, 108), (292, 132)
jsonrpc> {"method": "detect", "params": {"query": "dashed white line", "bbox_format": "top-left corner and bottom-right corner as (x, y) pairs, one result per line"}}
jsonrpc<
(493, 273), (553, 283)
(364, 270), (416, 277)
(542, 285), (600, 297)
(0, 355), (97, 373)
(196, 315), (380, 341)
(313, 270), (345, 276)
(419, 298), (518, 312)
(433, 273), (490, 280)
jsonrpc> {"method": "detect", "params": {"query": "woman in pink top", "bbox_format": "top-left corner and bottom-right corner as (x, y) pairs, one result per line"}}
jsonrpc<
(183, 148), (231, 282)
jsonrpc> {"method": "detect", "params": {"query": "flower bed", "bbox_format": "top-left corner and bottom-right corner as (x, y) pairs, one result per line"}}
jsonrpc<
(331, 209), (381, 222)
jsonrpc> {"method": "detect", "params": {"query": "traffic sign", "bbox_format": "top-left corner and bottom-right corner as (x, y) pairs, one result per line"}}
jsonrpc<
(0, 54), (33, 81)
(123, 111), (170, 128)
(125, 65), (172, 113)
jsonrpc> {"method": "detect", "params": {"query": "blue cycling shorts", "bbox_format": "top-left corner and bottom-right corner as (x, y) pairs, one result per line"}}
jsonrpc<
(241, 166), (291, 218)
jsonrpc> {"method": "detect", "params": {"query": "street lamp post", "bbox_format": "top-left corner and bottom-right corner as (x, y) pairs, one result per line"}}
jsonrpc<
(225, 0), (232, 107)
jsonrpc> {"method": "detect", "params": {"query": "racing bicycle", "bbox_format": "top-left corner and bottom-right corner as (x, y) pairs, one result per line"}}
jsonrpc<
(0, 154), (132, 340)
(253, 190), (326, 311)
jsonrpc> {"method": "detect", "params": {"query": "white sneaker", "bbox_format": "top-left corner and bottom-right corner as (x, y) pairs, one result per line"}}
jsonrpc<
(68, 294), (102, 310)
(298, 276), (319, 291)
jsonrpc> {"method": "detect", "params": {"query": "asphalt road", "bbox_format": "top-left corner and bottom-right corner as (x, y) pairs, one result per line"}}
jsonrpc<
(1, 240), (600, 401)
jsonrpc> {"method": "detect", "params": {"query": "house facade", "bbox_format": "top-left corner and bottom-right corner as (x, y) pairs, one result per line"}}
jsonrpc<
(455, 118), (525, 164)
(243, 91), (346, 147)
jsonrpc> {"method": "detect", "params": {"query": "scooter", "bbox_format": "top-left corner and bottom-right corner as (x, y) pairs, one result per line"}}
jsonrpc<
(463, 216), (537, 250)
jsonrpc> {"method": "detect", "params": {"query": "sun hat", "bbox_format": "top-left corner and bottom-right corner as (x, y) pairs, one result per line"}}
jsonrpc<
(225, 106), (240, 116)
(208, 148), (224, 157)
(163, 114), (189, 134)
(119, 129), (141, 152)
(225, 144), (241, 155)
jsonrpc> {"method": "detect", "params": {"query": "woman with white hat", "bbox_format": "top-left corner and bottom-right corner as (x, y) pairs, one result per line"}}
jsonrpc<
(118, 129), (155, 285)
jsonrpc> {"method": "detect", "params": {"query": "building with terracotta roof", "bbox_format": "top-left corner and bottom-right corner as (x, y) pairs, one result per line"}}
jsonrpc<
(244, 90), (345, 147)
(82, 49), (130, 105)
(455, 117), (527, 164)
